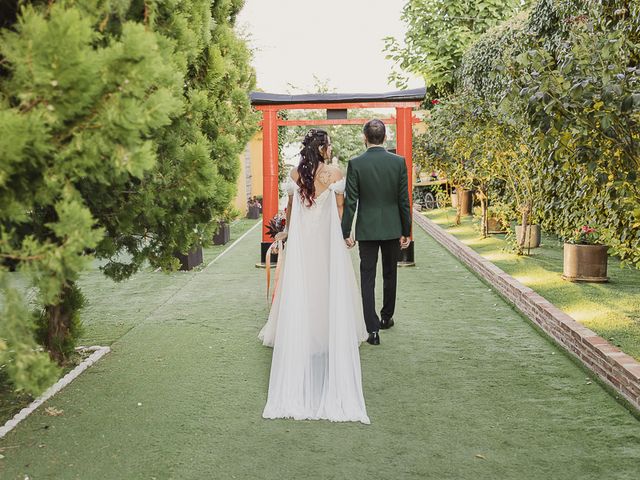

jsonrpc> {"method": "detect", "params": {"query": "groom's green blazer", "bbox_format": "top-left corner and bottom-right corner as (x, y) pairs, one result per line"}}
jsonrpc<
(341, 146), (412, 241)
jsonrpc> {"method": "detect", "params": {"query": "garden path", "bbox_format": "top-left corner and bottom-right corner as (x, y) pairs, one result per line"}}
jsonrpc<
(1, 221), (639, 479)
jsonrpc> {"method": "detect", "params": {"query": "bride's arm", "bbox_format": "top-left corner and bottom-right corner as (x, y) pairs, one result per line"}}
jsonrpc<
(275, 195), (293, 242)
(275, 169), (296, 241)
(336, 193), (345, 220)
(285, 195), (293, 227)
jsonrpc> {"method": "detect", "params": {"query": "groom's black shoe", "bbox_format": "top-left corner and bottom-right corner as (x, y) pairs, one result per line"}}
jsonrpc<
(366, 332), (380, 345)
(380, 318), (395, 330)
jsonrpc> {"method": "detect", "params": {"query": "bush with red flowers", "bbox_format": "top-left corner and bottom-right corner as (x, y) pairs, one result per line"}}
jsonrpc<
(567, 225), (600, 245)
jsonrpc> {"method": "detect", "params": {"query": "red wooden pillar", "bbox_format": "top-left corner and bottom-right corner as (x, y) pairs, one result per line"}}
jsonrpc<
(395, 107), (414, 229)
(261, 108), (279, 262)
(395, 106), (415, 265)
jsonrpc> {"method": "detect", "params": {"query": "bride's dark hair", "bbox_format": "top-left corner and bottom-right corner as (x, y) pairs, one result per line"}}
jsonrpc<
(297, 128), (330, 207)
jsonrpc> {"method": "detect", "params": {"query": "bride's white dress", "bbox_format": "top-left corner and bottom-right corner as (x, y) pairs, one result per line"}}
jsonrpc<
(259, 176), (370, 424)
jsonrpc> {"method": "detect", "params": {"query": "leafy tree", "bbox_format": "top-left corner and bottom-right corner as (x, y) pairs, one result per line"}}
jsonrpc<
(459, 12), (529, 102)
(385, 0), (528, 97)
(414, 95), (478, 225)
(0, 0), (256, 394)
(457, 13), (545, 251)
(415, 90), (531, 243)
(510, 0), (640, 264)
(424, 0), (639, 259)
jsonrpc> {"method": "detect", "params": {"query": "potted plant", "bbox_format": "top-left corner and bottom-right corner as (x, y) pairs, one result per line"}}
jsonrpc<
(175, 245), (203, 271)
(514, 221), (541, 249)
(562, 225), (608, 282)
(486, 201), (513, 234)
(213, 221), (230, 245)
(213, 208), (239, 245)
(494, 130), (542, 253)
(247, 196), (261, 219)
(452, 186), (473, 216)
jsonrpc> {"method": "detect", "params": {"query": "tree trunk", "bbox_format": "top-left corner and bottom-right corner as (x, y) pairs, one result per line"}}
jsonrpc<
(517, 201), (532, 255)
(479, 192), (488, 238)
(43, 283), (76, 364)
(455, 187), (462, 225)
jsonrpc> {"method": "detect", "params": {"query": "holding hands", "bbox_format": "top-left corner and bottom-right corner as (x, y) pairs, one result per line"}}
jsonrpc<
(274, 231), (288, 242)
(345, 237), (409, 249)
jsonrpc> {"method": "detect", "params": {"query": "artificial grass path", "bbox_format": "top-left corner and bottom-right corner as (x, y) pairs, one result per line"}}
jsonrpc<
(1, 219), (639, 479)
(423, 208), (640, 362)
(0, 219), (261, 425)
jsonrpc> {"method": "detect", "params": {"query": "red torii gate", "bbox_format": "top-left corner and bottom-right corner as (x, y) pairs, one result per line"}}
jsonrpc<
(250, 88), (426, 265)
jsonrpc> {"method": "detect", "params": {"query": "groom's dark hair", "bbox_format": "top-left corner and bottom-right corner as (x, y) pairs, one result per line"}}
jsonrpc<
(363, 119), (386, 145)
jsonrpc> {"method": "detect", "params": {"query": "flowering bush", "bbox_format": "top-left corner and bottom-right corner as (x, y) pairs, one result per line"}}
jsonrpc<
(567, 225), (600, 245)
(266, 212), (287, 239)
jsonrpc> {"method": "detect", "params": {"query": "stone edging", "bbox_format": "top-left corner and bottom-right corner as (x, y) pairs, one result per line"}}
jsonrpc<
(0, 346), (111, 439)
(414, 212), (640, 412)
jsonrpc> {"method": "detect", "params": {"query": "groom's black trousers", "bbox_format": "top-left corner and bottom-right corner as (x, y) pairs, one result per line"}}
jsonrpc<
(358, 239), (400, 333)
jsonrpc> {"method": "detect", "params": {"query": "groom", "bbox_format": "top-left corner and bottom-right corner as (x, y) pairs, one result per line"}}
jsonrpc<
(341, 119), (412, 346)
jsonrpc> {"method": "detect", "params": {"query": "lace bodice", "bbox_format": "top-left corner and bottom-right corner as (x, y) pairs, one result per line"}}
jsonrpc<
(286, 176), (346, 198)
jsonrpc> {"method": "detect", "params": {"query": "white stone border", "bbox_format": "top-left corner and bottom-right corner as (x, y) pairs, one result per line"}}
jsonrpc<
(0, 345), (110, 439)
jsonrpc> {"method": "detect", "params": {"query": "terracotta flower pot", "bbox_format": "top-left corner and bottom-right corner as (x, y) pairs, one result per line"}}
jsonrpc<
(562, 243), (608, 282)
(515, 224), (541, 248)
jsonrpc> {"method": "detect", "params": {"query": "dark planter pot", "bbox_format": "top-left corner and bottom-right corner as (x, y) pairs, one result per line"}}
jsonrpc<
(247, 205), (261, 219)
(213, 222), (230, 245)
(562, 243), (608, 282)
(515, 224), (541, 249)
(487, 217), (507, 234)
(174, 246), (203, 271)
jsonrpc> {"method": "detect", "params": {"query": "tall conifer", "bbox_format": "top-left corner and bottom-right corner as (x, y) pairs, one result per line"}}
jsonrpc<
(0, 0), (256, 393)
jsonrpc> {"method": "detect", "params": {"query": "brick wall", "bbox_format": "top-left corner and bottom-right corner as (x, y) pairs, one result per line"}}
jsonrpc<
(414, 212), (640, 412)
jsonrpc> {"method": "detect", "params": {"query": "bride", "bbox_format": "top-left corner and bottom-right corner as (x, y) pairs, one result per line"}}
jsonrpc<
(259, 128), (370, 424)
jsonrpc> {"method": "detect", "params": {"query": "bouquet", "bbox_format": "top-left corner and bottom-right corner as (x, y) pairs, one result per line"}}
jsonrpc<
(266, 211), (287, 240)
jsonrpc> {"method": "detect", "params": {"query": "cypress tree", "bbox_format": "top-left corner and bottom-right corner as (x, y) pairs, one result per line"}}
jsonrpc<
(0, 0), (256, 394)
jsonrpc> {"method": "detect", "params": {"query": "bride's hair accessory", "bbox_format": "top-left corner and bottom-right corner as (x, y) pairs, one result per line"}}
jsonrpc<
(297, 128), (329, 207)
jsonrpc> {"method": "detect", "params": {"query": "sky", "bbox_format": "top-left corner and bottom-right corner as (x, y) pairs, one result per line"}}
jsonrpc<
(236, 0), (424, 95)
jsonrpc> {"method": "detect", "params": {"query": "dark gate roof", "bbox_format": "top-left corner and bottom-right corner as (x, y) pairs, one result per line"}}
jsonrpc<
(250, 87), (426, 106)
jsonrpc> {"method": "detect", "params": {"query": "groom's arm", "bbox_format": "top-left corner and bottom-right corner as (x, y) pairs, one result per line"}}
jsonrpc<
(341, 161), (358, 239)
(398, 159), (412, 237)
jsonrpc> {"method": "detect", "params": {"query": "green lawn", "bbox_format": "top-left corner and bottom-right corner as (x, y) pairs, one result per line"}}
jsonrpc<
(0, 216), (638, 479)
(423, 208), (640, 361)
(0, 218), (260, 426)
